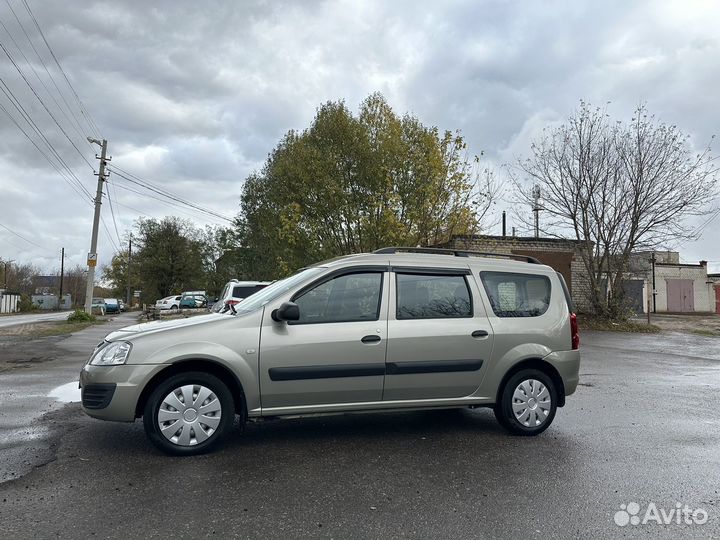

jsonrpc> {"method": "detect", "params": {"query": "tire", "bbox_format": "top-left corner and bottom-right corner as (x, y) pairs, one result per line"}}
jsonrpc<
(494, 368), (557, 436)
(143, 371), (235, 455)
(170, 305), (178, 313)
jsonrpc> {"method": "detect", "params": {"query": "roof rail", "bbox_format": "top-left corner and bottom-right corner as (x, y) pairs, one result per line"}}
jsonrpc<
(372, 246), (541, 264)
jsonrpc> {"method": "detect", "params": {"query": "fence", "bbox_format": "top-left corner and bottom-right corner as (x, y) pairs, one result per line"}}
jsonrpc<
(0, 290), (20, 314)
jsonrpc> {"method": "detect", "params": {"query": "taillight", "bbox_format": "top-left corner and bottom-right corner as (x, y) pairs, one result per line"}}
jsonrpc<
(570, 312), (580, 350)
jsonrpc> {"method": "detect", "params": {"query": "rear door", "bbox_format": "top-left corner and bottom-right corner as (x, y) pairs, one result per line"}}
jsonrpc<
(383, 267), (493, 400)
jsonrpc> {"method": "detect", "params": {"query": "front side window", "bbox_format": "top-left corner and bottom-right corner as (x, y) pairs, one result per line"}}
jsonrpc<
(480, 271), (551, 317)
(294, 272), (383, 324)
(396, 273), (472, 319)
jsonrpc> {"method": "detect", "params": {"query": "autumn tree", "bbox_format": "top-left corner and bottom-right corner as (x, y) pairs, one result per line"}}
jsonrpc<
(513, 103), (717, 316)
(237, 93), (496, 279)
(104, 217), (207, 303)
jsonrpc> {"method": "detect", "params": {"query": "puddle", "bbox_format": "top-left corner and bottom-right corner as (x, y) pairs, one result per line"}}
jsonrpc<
(48, 381), (81, 403)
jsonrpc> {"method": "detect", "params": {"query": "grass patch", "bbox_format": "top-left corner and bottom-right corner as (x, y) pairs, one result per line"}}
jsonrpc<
(689, 328), (720, 337)
(0, 319), (106, 338)
(578, 315), (661, 334)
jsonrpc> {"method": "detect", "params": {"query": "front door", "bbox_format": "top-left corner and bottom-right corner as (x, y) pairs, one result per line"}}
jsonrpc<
(259, 268), (389, 410)
(384, 268), (493, 401)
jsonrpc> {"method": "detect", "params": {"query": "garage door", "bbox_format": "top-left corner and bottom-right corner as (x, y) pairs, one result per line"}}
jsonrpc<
(621, 280), (644, 314)
(666, 279), (694, 312)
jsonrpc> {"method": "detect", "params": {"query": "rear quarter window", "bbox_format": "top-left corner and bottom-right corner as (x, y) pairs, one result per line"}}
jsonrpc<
(480, 271), (551, 317)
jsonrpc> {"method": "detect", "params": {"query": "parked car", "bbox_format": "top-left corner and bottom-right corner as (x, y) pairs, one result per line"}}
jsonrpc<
(104, 298), (121, 314)
(80, 247), (580, 455)
(211, 280), (271, 313)
(90, 297), (106, 316)
(180, 291), (207, 309)
(118, 299), (126, 312)
(155, 295), (181, 312)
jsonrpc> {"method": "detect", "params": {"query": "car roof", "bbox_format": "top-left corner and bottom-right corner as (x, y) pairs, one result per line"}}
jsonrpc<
(310, 250), (556, 275)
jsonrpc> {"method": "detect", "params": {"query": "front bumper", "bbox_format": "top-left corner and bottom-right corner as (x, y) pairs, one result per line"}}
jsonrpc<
(80, 363), (166, 422)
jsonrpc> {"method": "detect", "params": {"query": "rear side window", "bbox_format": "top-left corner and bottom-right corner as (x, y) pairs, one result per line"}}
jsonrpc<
(480, 272), (551, 317)
(232, 285), (266, 298)
(396, 273), (472, 319)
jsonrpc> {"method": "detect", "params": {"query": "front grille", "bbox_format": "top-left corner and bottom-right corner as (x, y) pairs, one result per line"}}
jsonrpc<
(82, 383), (117, 409)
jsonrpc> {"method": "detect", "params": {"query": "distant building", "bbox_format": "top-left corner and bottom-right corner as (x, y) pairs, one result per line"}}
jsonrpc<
(33, 275), (62, 295)
(627, 251), (714, 313)
(31, 293), (72, 310)
(438, 234), (593, 310)
(706, 273), (720, 315)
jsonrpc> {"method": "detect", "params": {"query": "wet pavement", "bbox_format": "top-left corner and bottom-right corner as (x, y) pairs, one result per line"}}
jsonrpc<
(0, 311), (70, 329)
(0, 313), (137, 483)
(0, 326), (719, 539)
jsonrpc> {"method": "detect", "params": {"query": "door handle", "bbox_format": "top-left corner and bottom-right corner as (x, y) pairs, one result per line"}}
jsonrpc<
(361, 335), (382, 344)
(471, 330), (489, 338)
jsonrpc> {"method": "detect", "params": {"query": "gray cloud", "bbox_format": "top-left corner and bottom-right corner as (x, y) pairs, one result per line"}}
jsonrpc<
(0, 0), (718, 274)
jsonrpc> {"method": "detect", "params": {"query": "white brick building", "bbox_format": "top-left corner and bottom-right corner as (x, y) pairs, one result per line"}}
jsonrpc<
(439, 235), (593, 311)
(628, 252), (714, 313)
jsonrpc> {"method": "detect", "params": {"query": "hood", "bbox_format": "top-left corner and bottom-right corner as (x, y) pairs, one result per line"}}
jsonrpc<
(105, 313), (231, 341)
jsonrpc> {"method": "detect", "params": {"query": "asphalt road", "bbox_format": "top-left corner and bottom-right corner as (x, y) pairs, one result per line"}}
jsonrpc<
(0, 310), (71, 329)
(0, 322), (718, 539)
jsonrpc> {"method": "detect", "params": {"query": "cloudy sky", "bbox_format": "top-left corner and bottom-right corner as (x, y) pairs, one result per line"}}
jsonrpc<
(0, 0), (718, 275)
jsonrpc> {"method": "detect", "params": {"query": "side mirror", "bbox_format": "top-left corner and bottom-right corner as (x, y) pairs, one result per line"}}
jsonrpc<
(271, 301), (300, 322)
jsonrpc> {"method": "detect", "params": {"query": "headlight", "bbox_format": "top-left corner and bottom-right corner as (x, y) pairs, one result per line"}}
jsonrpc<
(90, 341), (132, 366)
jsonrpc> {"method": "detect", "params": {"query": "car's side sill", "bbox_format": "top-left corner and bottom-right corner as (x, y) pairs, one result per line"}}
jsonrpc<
(252, 396), (494, 418)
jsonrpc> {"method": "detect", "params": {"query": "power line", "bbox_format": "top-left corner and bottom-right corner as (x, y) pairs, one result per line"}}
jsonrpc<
(110, 180), (230, 224)
(104, 175), (123, 245)
(0, 97), (89, 200)
(22, 0), (102, 138)
(100, 215), (119, 253)
(0, 220), (50, 251)
(0, 38), (94, 169)
(0, 83), (92, 200)
(1, 0), (91, 151)
(110, 166), (234, 222)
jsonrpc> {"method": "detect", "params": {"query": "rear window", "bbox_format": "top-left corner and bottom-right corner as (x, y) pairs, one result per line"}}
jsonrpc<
(480, 271), (551, 317)
(232, 285), (266, 298)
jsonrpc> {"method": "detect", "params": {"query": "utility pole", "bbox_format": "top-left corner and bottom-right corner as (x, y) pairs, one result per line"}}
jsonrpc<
(650, 252), (657, 313)
(58, 247), (64, 310)
(83, 138), (110, 313)
(532, 185), (541, 238)
(3, 259), (14, 289)
(126, 234), (132, 306)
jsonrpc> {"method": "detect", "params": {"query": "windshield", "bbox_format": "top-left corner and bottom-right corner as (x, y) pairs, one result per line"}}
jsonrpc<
(234, 267), (325, 314)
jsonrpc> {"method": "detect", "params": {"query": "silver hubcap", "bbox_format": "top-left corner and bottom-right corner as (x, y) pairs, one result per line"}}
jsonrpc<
(158, 384), (222, 446)
(512, 379), (551, 427)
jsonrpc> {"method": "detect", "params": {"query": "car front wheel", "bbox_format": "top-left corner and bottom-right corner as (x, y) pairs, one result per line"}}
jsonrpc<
(143, 372), (234, 455)
(494, 368), (557, 436)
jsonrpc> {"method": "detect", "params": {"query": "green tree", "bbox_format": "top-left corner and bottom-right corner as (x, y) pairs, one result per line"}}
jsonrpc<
(237, 92), (493, 279)
(104, 217), (207, 303)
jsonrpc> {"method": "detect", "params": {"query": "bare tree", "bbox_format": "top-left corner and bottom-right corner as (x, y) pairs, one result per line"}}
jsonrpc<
(513, 102), (717, 316)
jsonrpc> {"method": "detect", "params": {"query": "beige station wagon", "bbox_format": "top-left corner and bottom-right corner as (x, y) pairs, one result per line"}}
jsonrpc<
(80, 247), (580, 455)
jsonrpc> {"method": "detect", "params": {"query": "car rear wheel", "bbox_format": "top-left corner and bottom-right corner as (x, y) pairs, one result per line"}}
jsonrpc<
(170, 305), (178, 313)
(494, 368), (557, 436)
(143, 372), (234, 455)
